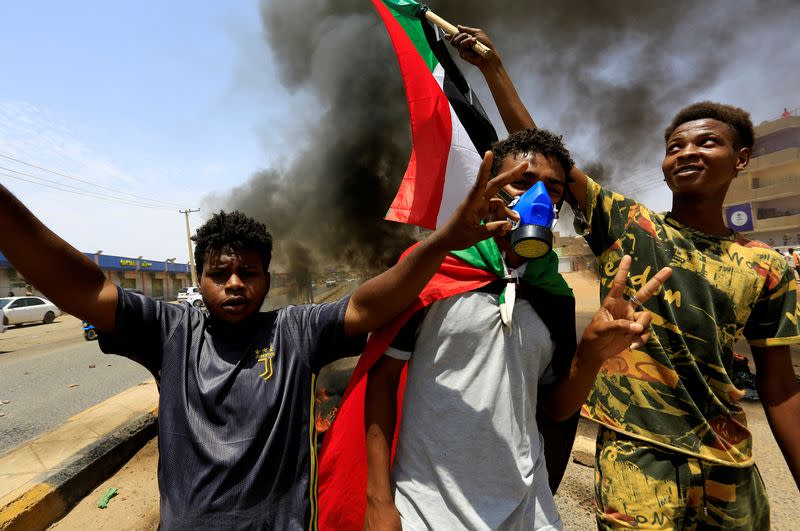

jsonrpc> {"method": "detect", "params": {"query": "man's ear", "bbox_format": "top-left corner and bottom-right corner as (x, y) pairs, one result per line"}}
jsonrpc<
(736, 147), (751, 171)
(265, 272), (271, 294)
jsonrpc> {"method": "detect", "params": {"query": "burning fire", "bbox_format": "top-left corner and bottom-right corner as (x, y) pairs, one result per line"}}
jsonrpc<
(315, 387), (338, 433)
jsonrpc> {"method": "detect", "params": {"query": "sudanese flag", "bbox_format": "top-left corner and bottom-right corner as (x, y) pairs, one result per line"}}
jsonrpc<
(375, 0), (498, 230)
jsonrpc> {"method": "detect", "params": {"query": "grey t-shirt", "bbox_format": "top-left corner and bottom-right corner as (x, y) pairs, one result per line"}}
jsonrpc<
(99, 287), (365, 530)
(391, 290), (563, 530)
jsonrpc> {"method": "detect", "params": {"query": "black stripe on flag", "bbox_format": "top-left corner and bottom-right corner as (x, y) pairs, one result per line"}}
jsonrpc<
(420, 19), (498, 155)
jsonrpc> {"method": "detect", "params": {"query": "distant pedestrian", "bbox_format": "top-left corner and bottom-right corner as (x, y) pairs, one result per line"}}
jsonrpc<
(789, 247), (800, 277)
(784, 248), (793, 266)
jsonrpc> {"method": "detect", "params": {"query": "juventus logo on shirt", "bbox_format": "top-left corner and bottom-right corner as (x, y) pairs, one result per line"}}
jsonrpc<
(256, 347), (277, 381)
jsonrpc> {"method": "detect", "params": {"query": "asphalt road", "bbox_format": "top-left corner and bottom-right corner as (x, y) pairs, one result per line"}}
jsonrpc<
(0, 316), (154, 455)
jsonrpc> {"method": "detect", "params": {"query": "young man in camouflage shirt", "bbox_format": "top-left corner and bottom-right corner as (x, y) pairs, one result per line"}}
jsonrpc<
(449, 27), (800, 530)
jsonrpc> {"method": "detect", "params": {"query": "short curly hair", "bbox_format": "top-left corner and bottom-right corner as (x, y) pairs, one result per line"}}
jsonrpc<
(192, 210), (273, 276)
(664, 101), (754, 150)
(490, 128), (574, 179)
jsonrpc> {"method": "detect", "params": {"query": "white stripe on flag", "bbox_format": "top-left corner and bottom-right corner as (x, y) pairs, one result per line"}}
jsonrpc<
(432, 64), (485, 228)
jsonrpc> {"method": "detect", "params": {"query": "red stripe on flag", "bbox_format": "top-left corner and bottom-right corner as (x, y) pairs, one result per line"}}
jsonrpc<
(372, 0), (452, 230)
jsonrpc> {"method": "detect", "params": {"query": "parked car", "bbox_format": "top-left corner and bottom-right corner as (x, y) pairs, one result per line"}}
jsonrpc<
(325, 279), (336, 288)
(186, 292), (205, 308)
(177, 286), (200, 302)
(0, 296), (62, 327)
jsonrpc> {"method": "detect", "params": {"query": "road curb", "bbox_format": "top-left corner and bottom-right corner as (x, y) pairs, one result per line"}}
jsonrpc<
(0, 411), (157, 531)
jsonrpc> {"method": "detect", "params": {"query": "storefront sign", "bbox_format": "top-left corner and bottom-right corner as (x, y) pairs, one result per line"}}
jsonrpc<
(725, 203), (754, 232)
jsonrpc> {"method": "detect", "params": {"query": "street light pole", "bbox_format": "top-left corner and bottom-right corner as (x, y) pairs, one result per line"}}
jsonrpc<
(180, 209), (200, 287)
(165, 257), (176, 301)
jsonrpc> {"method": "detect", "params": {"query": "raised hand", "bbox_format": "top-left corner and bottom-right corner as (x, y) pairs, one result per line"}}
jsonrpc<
(579, 255), (673, 364)
(435, 151), (522, 251)
(446, 25), (498, 69)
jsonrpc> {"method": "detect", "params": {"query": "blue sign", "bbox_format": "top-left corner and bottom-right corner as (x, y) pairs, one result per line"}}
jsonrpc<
(725, 203), (754, 232)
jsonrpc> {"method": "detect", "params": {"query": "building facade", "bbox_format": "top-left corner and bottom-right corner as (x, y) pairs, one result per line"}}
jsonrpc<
(554, 231), (596, 273)
(0, 251), (192, 301)
(723, 112), (800, 249)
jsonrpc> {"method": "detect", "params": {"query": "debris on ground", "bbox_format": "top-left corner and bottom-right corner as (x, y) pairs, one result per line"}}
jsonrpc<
(89, 364), (96, 368)
(570, 435), (596, 468)
(1, 400), (9, 404)
(572, 449), (594, 468)
(97, 487), (118, 509)
(69, 383), (80, 388)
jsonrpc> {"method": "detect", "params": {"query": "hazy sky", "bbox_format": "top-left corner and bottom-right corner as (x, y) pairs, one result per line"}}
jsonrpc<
(0, 0), (308, 262)
(1, 0), (797, 264)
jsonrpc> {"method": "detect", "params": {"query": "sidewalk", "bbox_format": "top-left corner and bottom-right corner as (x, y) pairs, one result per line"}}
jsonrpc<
(0, 381), (158, 530)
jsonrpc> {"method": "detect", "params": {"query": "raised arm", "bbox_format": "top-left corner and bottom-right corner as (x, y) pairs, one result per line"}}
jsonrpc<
(344, 151), (523, 336)
(448, 26), (591, 213)
(0, 184), (118, 331)
(448, 25), (535, 133)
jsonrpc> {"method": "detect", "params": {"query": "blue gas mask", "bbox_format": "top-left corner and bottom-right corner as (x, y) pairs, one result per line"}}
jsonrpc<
(501, 181), (557, 259)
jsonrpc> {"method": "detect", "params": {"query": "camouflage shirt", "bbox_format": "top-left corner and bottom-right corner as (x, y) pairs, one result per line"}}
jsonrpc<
(576, 177), (800, 466)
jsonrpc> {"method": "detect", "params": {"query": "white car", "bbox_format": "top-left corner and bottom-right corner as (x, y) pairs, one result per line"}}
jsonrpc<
(0, 296), (62, 327)
(177, 286), (200, 302)
(186, 292), (205, 308)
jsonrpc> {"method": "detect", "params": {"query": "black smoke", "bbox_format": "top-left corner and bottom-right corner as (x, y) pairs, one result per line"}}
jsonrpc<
(213, 0), (800, 275)
(220, 0), (415, 279)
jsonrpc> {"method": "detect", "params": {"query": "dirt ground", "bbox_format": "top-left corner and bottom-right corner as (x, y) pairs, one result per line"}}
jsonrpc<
(49, 438), (160, 531)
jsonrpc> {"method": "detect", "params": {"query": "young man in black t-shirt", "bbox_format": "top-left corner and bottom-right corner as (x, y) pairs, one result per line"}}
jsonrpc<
(0, 153), (527, 529)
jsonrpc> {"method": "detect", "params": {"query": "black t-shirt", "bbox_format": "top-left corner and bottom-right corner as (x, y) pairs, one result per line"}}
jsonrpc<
(99, 287), (366, 530)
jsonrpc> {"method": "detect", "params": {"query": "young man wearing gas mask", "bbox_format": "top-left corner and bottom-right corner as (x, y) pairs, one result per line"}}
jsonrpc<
(0, 157), (537, 530)
(361, 130), (672, 530)
(449, 26), (800, 530)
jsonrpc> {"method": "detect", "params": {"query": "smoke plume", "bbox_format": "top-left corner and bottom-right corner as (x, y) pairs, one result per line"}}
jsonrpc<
(212, 0), (800, 276)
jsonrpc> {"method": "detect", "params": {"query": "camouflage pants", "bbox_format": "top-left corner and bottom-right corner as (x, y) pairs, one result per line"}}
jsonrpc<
(594, 427), (770, 530)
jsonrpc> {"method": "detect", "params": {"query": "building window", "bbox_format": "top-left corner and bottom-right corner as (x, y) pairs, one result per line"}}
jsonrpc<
(7, 269), (26, 288)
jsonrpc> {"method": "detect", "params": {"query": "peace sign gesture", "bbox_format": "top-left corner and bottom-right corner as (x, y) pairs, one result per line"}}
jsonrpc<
(434, 151), (523, 251)
(578, 255), (673, 364)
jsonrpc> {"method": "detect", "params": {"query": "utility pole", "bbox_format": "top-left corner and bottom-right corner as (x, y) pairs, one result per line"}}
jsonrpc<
(180, 209), (200, 287)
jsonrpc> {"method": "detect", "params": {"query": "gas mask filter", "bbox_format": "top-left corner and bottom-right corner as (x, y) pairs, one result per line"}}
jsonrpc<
(504, 181), (557, 259)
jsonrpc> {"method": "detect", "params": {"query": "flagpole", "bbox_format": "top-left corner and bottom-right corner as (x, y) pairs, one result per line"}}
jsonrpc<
(422, 10), (492, 57)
